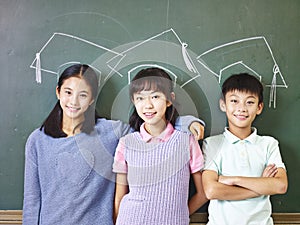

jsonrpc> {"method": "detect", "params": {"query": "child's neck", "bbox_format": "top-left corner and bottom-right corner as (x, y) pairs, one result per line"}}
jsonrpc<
(62, 118), (83, 137)
(144, 121), (167, 137)
(228, 126), (252, 140)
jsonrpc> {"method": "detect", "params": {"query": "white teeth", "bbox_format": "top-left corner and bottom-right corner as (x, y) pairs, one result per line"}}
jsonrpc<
(68, 106), (80, 111)
(235, 114), (248, 118)
(144, 112), (155, 116)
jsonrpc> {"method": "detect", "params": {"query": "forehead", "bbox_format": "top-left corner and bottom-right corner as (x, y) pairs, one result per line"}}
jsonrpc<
(225, 90), (259, 99)
(62, 77), (91, 90)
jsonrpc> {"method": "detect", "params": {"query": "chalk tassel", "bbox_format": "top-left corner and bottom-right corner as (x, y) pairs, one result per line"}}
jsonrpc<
(35, 53), (42, 83)
(181, 43), (196, 73)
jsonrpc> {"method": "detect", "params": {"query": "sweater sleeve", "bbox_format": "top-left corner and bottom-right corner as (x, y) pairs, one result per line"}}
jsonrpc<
(110, 119), (133, 138)
(175, 115), (205, 133)
(22, 132), (41, 225)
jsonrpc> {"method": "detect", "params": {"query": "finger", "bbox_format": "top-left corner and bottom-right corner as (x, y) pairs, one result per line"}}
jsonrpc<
(190, 129), (199, 140)
(270, 168), (278, 177)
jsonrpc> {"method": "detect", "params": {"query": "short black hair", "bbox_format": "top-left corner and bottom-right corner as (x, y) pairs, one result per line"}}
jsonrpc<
(222, 73), (264, 103)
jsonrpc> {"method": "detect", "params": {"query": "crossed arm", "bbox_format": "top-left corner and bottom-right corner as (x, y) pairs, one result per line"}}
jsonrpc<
(202, 164), (288, 201)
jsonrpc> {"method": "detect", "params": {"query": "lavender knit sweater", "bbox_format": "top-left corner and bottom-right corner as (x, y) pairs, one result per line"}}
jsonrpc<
(116, 130), (191, 225)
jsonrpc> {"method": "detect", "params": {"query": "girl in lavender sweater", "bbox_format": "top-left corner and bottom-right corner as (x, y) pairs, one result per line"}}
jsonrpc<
(113, 67), (208, 225)
(22, 64), (204, 225)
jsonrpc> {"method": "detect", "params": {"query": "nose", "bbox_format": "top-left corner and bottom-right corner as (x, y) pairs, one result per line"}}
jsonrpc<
(70, 94), (79, 106)
(237, 102), (246, 112)
(144, 96), (153, 108)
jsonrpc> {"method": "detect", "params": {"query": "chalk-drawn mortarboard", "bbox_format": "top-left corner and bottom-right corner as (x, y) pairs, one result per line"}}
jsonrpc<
(30, 32), (123, 84)
(196, 36), (288, 108)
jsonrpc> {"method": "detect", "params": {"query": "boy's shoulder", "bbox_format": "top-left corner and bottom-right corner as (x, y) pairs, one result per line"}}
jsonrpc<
(255, 133), (279, 145)
(204, 133), (224, 142)
(203, 133), (225, 148)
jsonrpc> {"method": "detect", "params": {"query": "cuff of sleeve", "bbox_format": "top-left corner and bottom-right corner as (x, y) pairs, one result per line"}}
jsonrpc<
(112, 161), (128, 174)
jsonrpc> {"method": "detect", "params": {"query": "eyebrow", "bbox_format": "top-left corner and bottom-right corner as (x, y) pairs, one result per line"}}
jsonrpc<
(136, 91), (159, 95)
(62, 87), (89, 93)
(228, 93), (258, 99)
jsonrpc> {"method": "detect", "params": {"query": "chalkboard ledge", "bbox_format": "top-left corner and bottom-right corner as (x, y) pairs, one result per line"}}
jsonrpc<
(0, 211), (300, 224)
(190, 212), (300, 225)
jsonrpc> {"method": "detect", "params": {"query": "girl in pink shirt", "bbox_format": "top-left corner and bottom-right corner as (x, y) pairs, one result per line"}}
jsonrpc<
(113, 67), (207, 225)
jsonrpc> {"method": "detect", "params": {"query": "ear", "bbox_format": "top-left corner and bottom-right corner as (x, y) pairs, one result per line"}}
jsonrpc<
(219, 99), (226, 112)
(256, 102), (264, 115)
(56, 86), (60, 100)
(167, 92), (175, 107)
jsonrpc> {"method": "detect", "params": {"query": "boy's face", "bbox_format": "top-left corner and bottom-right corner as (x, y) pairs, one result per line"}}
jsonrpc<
(220, 90), (263, 132)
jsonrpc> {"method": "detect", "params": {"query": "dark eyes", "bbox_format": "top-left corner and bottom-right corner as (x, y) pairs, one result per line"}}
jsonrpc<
(230, 99), (255, 104)
(135, 95), (160, 101)
(64, 91), (88, 98)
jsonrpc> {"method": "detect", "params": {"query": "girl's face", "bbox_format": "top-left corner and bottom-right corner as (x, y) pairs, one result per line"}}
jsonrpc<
(56, 76), (94, 125)
(133, 90), (173, 132)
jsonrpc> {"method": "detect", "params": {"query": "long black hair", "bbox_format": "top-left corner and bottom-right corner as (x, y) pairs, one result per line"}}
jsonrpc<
(128, 67), (179, 131)
(41, 64), (100, 138)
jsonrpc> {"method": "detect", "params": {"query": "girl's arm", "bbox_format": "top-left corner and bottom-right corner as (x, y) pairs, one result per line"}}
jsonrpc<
(22, 133), (42, 225)
(114, 173), (129, 223)
(175, 116), (205, 140)
(188, 171), (208, 215)
(188, 135), (207, 215)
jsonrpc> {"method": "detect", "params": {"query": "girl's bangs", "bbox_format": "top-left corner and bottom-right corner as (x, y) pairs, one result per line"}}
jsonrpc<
(132, 77), (165, 93)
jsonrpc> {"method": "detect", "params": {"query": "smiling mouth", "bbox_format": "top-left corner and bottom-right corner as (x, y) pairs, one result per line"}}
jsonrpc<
(144, 112), (156, 118)
(67, 106), (80, 112)
(234, 114), (248, 120)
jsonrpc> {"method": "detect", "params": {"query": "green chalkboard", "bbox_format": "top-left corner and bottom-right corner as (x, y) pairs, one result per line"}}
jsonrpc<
(0, 0), (299, 213)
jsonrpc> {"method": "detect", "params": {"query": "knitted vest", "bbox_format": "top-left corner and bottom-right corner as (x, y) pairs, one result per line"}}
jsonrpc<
(116, 130), (191, 225)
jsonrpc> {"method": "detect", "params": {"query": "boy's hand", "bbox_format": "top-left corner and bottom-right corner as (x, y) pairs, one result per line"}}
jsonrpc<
(218, 175), (236, 186)
(262, 164), (278, 177)
(189, 121), (204, 140)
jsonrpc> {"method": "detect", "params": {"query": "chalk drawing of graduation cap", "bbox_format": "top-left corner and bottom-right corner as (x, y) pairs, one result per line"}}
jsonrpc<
(102, 28), (200, 87)
(197, 36), (288, 108)
(30, 32), (124, 84)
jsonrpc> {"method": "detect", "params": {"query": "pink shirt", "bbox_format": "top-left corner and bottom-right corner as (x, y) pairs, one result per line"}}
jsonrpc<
(113, 122), (203, 174)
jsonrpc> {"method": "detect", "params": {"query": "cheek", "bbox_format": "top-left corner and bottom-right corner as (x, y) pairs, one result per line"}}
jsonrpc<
(157, 102), (168, 113)
(135, 104), (144, 114)
(80, 98), (93, 108)
(58, 95), (67, 104)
